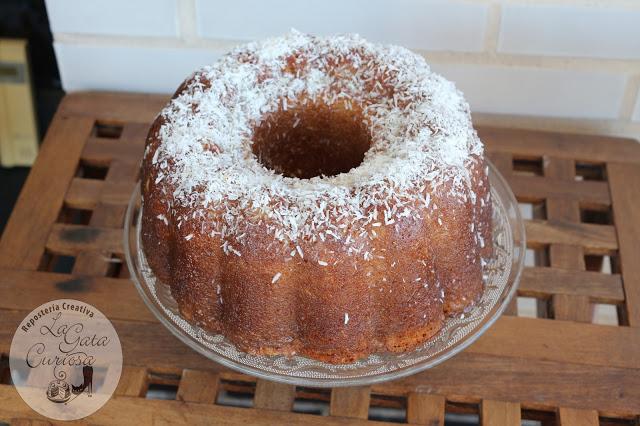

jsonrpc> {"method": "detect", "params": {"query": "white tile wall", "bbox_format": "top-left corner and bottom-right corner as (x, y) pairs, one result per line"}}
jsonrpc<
(499, 4), (640, 60)
(46, 0), (179, 37)
(431, 63), (627, 119)
(195, 0), (488, 52)
(54, 43), (221, 93)
(43, 0), (640, 138)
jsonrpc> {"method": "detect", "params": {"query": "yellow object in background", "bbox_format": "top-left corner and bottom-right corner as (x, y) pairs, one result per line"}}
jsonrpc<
(0, 38), (39, 167)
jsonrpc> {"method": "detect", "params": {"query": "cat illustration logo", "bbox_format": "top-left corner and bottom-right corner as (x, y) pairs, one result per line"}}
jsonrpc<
(10, 300), (122, 420)
(74, 365), (94, 396)
(45, 366), (93, 404)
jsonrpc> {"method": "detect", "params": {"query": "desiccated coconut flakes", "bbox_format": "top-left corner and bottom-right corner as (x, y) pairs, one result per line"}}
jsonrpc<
(148, 31), (483, 255)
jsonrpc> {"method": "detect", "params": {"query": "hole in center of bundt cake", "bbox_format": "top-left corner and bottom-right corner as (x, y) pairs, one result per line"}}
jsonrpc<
(251, 103), (372, 179)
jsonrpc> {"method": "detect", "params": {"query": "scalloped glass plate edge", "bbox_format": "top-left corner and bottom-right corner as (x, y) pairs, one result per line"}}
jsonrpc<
(124, 160), (525, 387)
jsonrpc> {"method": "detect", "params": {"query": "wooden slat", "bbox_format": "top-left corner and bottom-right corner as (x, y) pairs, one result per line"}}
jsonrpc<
(106, 159), (140, 183)
(45, 223), (123, 256)
(8, 419), (52, 426)
(65, 177), (102, 208)
(60, 92), (169, 124)
(72, 204), (125, 276)
(0, 115), (94, 269)
(507, 174), (610, 207)
(330, 386), (371, 419)
(487, 150), (520, 311)
(81, 137), (144, 166)
(608, 162), (640, 327)
(1, 312), (637, 375)
(479, 126), (640, 164)
(551, 294), (592, 323)
(65, 178), (134, 209)
(558, 407), (599, 426)
(89, 204), (127, 229)
(549, 245), (585, 270)
(119, 121), (153, 144)
(487, 151), (513, 177)
(406, 392), (445, 425)
(71, 251), (111, 276)
(115, 366), (148, 397)
(545, 157), (591, 322)
(481, 400), (521, 426)
(525, 220), (617, 254)
(543, 156), (581, 223)
(72, 157), (138, 275)
(176, 369), (219, 404)
(0, 384), (396, 426)
(0, 269), (155, 322)
(253, 380), (295, 411)
(374, 352), (640, 418)
(503, 297), (518, 316)
(519, 267), (624, 303)
(134, 314), (636, 369)
(467, 316), (640, 370)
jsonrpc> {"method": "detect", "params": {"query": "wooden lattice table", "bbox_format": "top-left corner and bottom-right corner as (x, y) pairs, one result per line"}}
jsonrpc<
(1, 92), (639, 425)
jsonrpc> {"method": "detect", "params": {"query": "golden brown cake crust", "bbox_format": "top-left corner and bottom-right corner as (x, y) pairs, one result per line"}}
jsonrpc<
(140, 32), (492, 363)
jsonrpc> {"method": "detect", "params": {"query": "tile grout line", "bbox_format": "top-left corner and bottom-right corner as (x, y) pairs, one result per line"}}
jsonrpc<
(176, 0), (199, 44)
(53, 32), (244, 51)
(461, 0), (640, 9)
(618, 74), (640, 121)
(483, 2), (502, 54)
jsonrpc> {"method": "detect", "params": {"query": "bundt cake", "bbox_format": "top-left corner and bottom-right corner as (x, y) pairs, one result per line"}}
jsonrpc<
(141, 31), (492, 363)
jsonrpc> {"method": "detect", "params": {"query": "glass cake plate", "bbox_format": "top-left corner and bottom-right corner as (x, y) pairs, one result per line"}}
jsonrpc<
(124, 161), (525, 387)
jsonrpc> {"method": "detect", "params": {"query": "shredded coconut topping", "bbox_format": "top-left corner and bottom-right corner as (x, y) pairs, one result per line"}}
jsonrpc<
(147, 31), (483, 253)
